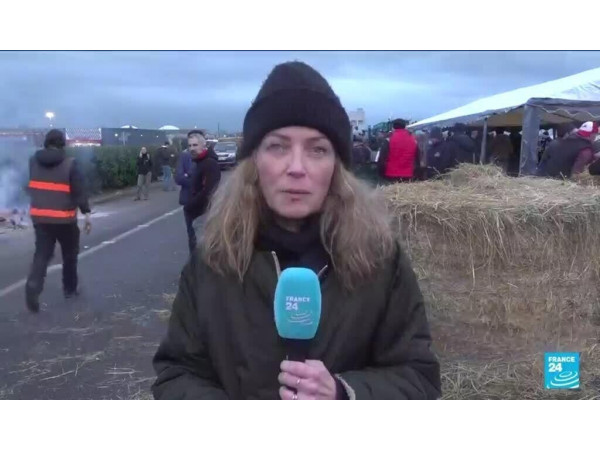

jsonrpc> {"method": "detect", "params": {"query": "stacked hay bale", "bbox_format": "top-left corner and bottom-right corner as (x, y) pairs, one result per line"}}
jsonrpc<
(384, 164), (600, 399)
(573, 170), (600, 187)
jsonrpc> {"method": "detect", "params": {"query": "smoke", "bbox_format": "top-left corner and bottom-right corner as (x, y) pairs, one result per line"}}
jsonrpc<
(0, 136), (36, 212)
(0, 165), (25, 209)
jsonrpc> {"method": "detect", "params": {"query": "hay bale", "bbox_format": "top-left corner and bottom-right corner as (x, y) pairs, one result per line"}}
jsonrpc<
(573, 170), (600, 187)
(384, 164), (600, 398)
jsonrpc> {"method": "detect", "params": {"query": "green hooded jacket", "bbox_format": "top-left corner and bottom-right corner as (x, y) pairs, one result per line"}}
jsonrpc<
(152, 242), (441, 400)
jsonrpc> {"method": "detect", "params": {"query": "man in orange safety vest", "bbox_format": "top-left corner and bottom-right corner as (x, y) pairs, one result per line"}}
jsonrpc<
(25, 129), (92, 313)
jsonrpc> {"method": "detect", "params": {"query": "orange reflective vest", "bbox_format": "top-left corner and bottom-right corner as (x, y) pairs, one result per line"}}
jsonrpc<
(28, 156), (77, 224)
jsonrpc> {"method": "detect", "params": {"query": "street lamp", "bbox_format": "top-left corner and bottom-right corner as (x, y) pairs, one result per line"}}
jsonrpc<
(45, 111), (55, 128)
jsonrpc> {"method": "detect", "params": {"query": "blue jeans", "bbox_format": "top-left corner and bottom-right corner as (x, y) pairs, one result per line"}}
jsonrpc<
(192, 216), (204, 238)
(162, 165), (174, 191)
(184, 210), (197, 254)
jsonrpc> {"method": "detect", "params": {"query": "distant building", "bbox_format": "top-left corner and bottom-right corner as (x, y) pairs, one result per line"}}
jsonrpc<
(0, 126), (230, 149)
(101, 128), (168, 147)
(65, 128), (102, 147)
(0, 128), (50, 149)
(348, 108), (366, 131)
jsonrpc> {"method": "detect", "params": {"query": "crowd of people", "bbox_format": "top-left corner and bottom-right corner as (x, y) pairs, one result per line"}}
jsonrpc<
(351, 118), (600, 184)
(351, 120), (489, 184)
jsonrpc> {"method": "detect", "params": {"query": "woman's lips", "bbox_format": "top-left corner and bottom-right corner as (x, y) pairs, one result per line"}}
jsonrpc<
(282, 189), (310, 195)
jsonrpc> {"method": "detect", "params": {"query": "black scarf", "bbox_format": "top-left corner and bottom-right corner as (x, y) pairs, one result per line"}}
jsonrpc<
(255, 215), (330, 275)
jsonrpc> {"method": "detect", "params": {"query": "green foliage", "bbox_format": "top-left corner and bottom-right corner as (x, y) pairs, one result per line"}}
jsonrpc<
(67, 145), (164, 194)
(171, 137), (187, 153)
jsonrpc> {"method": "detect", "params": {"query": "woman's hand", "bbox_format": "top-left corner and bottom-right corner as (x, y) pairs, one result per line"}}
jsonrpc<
(278, 360), (337, 400)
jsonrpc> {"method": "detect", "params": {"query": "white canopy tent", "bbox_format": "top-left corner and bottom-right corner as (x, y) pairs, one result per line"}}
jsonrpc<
(409, 67), (600, 174)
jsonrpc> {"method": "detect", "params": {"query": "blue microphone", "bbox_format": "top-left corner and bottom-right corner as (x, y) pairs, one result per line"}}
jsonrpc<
(274, 267), (322, 362)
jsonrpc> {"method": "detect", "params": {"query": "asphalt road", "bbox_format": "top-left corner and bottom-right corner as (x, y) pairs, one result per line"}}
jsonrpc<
(0, 182), (198, 399)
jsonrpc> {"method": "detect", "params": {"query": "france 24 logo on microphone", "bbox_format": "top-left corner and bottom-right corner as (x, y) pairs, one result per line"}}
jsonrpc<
(544, 353), (579, 390)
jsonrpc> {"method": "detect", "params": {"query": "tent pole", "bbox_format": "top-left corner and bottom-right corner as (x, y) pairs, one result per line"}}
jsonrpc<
(520, 104), (541, 176)
(480, 118), (488, 164)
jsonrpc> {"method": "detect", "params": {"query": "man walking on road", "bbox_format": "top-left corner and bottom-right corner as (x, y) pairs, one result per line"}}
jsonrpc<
(176, 132), (199, 253)
(159, 141), (176, 191)
(183, 131), (221, 252)
(25, 129), (92, 313)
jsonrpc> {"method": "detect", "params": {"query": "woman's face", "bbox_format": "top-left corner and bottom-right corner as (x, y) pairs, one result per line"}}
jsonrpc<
(255, 126), (336, 221)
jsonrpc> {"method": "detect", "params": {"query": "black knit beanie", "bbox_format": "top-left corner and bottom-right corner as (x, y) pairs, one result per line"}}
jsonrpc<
(239, 61), (352, 167)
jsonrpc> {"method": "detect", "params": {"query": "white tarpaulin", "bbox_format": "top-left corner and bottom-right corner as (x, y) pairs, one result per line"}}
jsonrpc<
(408, 67), (600, 174)
(409, 67), (600, 130)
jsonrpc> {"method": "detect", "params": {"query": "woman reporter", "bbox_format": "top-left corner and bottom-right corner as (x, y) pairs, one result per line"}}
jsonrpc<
(152, 61), (441, 400)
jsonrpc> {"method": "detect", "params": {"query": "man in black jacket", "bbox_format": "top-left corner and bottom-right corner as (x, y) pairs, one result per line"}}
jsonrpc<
(587, 139), (600, 175)
(538, 122), (598, 179)
(450, 123), (479, 164)
(183, 132), (221, 245)
(425, 127), (454, 178)
(25, 129), (91, 312)
(159, 141), (176, 192)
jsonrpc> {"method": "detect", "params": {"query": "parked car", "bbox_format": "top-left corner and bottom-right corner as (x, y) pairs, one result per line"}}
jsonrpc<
(214, 141), (238, 169)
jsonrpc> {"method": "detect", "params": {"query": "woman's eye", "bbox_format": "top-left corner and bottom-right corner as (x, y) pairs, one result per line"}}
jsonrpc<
(267, 143), (285, 152)
(311, 146), (329, 155)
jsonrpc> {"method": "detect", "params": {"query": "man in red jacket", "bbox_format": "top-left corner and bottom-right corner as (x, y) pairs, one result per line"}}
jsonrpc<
(377, 119), (418, 183)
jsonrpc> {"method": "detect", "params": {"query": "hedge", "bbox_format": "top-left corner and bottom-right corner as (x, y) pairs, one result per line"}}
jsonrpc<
(67, 145), (169, 195)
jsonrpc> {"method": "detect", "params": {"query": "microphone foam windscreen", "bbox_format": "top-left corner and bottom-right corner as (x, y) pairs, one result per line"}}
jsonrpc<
(274, 267), (322, 340)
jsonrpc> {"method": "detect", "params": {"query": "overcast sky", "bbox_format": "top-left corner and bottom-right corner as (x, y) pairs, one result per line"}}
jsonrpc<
(1, 51), (599, 132)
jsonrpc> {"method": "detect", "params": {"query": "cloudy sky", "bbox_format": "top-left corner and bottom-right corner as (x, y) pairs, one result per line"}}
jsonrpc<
(1, 51), (599, 132)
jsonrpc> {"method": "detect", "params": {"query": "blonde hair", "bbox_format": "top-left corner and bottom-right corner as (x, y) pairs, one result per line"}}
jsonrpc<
(200, 158), (395, 290)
